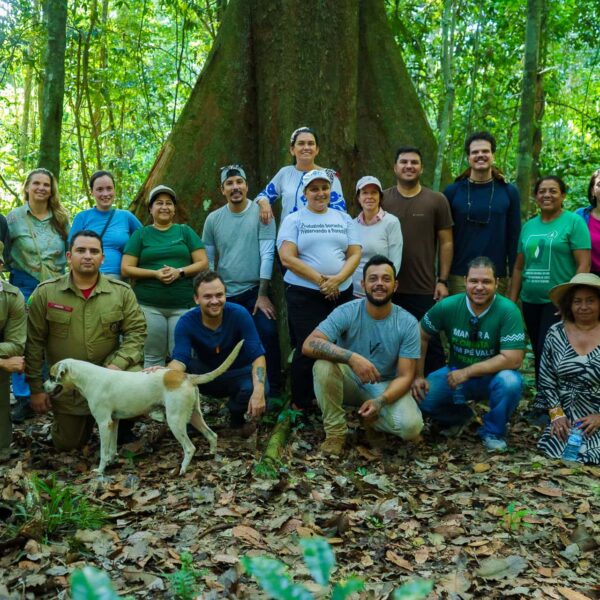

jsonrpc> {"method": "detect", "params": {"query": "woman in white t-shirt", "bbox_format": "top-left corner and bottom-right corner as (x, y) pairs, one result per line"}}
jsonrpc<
(352, 176), (403, 297)
(277, 169), (361, 413)
(256, 127), (347, 225)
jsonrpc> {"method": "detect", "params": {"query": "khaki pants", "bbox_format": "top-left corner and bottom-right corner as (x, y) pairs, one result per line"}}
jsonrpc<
(313, 360), (423, 440)
(448, 275), (508, 296)
(0, 371), (11, 449)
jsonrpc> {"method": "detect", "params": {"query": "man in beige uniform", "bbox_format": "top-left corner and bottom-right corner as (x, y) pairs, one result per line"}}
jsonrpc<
(0, 242), (27, 455)
(26, 230), (146, 450)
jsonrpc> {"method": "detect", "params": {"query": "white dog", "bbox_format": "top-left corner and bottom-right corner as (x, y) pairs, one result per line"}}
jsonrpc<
(44, 341), (243, 475)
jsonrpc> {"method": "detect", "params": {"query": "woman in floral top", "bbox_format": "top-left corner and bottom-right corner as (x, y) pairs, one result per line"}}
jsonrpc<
(6, 168), (70, 421)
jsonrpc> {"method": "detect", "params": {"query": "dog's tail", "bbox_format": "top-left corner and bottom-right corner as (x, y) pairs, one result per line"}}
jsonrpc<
(186, 340), (244, 385)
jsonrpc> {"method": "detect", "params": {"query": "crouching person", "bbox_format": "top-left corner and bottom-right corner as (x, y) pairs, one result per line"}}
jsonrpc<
(303, 255), (423, 457)
(26, 231), (146, 450)
(412, 256), (525, 452)
(166, 271), (267, 437)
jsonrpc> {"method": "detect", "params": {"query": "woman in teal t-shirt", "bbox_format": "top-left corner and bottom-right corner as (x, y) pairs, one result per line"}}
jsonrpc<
(509, 176), (591, 387)
(122, 185), (208, 367)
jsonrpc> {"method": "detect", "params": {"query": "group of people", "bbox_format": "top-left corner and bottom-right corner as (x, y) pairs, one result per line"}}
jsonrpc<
(0, 127), (598, 466)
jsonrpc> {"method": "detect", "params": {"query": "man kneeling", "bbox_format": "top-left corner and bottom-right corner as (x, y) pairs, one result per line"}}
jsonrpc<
(303, 255), (423, 457)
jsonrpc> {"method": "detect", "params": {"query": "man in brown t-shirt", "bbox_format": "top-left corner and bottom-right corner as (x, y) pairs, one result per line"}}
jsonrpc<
(383, 146), (453, 375)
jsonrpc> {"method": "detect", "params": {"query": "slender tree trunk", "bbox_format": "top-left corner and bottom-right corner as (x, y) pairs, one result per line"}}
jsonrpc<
(516, 0), (543, 217)
(37, 0), (68, 178)
(433, 0), (456, 191)
(19, 53), (34, 168)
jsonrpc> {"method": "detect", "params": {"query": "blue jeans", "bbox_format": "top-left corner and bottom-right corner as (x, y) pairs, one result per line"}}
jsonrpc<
(9, 270), (39, 399)
(228, 287), (281, 396)
(419, 366), (522, 437)
(189, 360), (269, 425)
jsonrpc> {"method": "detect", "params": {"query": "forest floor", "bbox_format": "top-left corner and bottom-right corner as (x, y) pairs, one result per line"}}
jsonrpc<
(0, 396), (599, 600)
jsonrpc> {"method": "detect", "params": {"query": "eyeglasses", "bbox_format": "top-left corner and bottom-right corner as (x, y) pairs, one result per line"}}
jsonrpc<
(466, 180), (494, 226)
(469, 316), (480, 342)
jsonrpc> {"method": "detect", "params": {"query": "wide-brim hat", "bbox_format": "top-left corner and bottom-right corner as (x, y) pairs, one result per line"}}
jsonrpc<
(549, 273), (600, 306)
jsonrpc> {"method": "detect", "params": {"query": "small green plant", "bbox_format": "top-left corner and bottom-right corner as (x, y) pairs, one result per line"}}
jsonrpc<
(500, 501), (535, 531)
(242, 537), (364, 599)
(355, 466), (368, 477)
(366, 515), (385, 529)
(392, 578), (434, 599)
(167, 551), (205, 600)
(15, 475), (106, 539)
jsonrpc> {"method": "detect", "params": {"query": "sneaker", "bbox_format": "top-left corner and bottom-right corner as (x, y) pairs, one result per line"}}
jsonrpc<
(320, 435), (345, 457)
(11, 397), (35, 424)
(481, 434), (508, 452)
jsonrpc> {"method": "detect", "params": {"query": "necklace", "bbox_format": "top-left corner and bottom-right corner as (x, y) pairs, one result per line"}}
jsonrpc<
(466, 179), (494, 226)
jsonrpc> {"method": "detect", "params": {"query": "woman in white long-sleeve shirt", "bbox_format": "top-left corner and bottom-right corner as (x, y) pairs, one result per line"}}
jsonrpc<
(352, 176), (403, 297)
(255, 127), (346, 225)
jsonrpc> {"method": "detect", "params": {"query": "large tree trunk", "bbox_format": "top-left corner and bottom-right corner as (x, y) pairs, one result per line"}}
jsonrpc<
(130, 0), (447, 225)
(37, 0), (67, 179)
(516, 0), (543, 217)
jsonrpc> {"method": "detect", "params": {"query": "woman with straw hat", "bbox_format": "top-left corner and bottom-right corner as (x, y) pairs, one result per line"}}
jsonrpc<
(537, 273), (600, 463)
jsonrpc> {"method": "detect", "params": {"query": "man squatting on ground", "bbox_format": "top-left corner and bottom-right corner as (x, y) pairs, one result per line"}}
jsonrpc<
(166, 270), (267, 437)
(303, 255), (424, 457)
(26, 230), (147, 450)
(202, 164), (281, 398)
(412, 256), (526, 452)
(0, 241), (27, 455)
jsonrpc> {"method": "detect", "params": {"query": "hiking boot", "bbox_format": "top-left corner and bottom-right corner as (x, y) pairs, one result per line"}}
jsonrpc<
(320, 435), (345, 457)
(11, 397), (34, 424)
(231, 420), (257, 439)
(481, 434), (508, 452)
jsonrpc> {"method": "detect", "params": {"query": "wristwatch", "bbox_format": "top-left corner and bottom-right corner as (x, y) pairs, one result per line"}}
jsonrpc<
(437, 277), (448, 286)
(179, 269), (185, 279)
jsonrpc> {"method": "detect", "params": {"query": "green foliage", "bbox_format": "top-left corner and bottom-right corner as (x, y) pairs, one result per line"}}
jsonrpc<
(166, 551), (205, 600)
(499, 501), (535, 531)
(392, 578), (434, 600)
(14, 474), (106, 539)
(242, 537), (364, 600)
(70, 566), (126, 600)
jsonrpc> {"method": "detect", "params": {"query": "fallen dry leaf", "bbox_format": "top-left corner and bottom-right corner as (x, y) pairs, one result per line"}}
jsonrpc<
(385, 550), (413, 571)
(556, 587), (593, 600)
(473, 462), (491, 473)
(232, 525), (265, 548)
(533, 486), (562, 497)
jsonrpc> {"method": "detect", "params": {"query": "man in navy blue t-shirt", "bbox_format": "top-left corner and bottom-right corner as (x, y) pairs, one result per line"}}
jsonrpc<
(168, 270), (267, 435)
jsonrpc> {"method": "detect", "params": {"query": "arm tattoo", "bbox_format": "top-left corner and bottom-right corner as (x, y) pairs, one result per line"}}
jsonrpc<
(255, 366), (266, 385)
(258, 279), (270, 296)
(371, 395), (385, 411)
(308, 339), (352, 363)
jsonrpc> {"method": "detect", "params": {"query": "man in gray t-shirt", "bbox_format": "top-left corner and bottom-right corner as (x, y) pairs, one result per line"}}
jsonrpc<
(303, 255), (424, 457)
(202, 165), (281, 396)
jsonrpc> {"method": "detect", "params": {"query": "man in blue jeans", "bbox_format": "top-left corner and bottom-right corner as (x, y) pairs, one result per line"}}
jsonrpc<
(202, 165), (281, 397)
(411, 256), (525, 452)
(167, 271), (267, 437)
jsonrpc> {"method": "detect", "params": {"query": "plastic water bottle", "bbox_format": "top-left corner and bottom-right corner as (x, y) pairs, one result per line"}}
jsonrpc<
(451, 366), (466, 405)
(562, 422), (584, 461)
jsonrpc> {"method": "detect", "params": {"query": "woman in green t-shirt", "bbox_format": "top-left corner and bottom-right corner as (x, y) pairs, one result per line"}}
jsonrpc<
(122, 185), (208, 367)
(509, 176), (591, 387)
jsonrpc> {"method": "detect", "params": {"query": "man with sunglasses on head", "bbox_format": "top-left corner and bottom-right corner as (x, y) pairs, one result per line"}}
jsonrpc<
(202, 165), (281, 398)
(411, 256), (525, 452)
(443, 131), (521, 296)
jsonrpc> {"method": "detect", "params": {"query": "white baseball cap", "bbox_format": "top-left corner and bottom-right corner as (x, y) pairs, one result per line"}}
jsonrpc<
(355, 175), (383, 193)
(302, 169), (332, 190)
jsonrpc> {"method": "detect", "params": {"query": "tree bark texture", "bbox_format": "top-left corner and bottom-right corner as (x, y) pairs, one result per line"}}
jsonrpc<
(130, 0), (447, 225)
(37, 0), (67, 179)
(516, 0), (543, 217)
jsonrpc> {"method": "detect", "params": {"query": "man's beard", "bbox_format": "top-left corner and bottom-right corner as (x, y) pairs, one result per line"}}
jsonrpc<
(365, 289), (394, 307)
